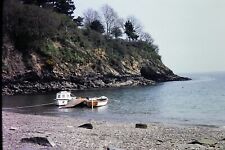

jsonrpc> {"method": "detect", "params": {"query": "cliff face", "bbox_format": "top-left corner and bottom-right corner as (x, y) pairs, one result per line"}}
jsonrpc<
(2, 36), (190, 95)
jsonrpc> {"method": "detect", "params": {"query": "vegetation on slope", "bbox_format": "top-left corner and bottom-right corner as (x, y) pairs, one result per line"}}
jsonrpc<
(3, 0), (160, 66)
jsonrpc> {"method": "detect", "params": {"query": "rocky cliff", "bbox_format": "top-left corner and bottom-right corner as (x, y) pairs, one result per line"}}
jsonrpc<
(2, 35), (190, 95)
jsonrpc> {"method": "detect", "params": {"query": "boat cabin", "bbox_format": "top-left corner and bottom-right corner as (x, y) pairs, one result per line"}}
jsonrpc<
(56, 91), (74, 100)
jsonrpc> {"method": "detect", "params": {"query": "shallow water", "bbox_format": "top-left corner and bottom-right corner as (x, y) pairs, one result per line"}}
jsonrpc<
(2, 72), (225, 126)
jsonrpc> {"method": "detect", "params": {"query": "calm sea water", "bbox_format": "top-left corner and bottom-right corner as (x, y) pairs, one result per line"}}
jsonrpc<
(2, 72), (225, 126)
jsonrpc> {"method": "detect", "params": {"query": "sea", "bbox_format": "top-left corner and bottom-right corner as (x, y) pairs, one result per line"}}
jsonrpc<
(2, 72), (225, 126)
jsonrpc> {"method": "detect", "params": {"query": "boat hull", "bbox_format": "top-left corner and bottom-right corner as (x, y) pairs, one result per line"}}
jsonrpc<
(60, 98), (86, 108)
(86, 99), (108, 107)
(55, 99), (70, 106)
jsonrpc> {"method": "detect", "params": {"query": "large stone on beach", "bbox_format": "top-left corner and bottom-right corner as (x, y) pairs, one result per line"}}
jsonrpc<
(107, 144), (124, 150)
(221, 137), (225, 141)
(78, 123), (93, 129)
(188, 138), (217, 147)
(9, 126), (18, 130)
(176, 143), (206, 150)
(135, 123), (147, 129)
(20, 137), (54, 147)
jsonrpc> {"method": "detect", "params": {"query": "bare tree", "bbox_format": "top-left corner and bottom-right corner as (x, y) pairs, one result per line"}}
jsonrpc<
(139, 32), (154, 44)
(115, 17), (125, 32)
(83, 8), (100, 27)
(101, 4), (118, 36)
(111, 26), (122, 39)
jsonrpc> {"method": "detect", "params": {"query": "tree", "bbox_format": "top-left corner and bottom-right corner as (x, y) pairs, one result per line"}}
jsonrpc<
(89, 20), (105, 33)
(152, 45), (159, 54)
(111, 26), (122, 39)
(139, 32), (154, 44)
(21, 0), (46, 6)
(73, 16), (84, 26)
(21, 0), (76, 18)
(116, 18), (125, 32)
(3, 0), (69, 51)
(54, 0), (75, 18)
(101, 4), (118, 36)
(124, 20), (138, 41)
(83, 8), (100, 27)
(127, 16), (143, 34)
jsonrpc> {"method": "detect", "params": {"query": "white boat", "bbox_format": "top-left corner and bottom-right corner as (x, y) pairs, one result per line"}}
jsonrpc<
(54, 91), (76, 106)
(85, 96), (108, 107)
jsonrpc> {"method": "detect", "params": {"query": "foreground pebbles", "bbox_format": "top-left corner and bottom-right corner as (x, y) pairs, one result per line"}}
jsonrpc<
(2, 111), (225, 150)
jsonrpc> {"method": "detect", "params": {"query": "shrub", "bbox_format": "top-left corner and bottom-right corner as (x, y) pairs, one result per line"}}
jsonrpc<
(3, 0), (76, 52)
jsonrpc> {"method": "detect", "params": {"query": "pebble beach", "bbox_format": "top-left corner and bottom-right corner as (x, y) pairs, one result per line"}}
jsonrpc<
(2, 111), (225, 150)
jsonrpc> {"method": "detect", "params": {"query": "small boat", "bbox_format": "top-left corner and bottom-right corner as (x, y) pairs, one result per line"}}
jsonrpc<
(85, 96), (108, 107)
(59, 97), (87, 108)
(54, 91), (77, 106)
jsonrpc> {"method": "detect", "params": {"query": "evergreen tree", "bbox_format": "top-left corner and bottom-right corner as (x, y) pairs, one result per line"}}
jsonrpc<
(124, 20), (139, 41)
(21, 0), (47, 6)
(54, 0), (75, 18)
(131, 33), (139, 41)
(89, 20), (105, 33)
(73, 16), (84, 26)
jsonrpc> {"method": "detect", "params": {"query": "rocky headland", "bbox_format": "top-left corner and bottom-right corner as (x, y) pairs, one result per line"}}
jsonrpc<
(2, 0), (190, 96)
(2, 36), (190, 95)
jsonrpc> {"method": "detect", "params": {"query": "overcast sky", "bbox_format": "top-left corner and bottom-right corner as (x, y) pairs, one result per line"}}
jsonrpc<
(74, 0), (225, 74)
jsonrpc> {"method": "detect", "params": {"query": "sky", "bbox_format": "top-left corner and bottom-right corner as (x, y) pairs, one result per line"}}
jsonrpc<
(74, 0), (225, 73)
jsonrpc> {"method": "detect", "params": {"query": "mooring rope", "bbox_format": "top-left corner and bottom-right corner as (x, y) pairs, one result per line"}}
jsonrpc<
(3, 102), (55, 110)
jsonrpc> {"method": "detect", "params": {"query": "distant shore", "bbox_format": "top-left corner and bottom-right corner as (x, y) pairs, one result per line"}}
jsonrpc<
(2, 111), (225, 150)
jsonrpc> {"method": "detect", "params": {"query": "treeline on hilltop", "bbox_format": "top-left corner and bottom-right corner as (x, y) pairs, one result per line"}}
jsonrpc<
(3, 0), (161, 67)
(12, 0), (157, 43)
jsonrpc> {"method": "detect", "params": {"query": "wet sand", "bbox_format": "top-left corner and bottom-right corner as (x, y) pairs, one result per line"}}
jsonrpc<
(2, 111), (225, 150)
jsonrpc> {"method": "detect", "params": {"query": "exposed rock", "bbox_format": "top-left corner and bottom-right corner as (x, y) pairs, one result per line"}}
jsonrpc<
(176, 143), (206, 150)
(156, 139), (163, 145)
(140, 62), (191, 82)
(20, 137), (54, 147)
(156, 139), (163, 143)
(188, 138), (218, 147)
(93, 79), (105, 87)
(107, 145), (124, 150)
(9, 127), (18, 131)
(109, 80), (133, 87)
(2, 74), (158, 95)
(78, 123), (93, 129)
(135, 123), (147, 129)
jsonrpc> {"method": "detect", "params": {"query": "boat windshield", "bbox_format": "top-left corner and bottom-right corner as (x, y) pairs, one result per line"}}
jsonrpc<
(70, 94), (76, 97)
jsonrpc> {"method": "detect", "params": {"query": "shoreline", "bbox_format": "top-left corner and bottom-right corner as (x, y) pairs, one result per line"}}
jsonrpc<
(3, 108), (224, 128)
(3, 111), (225, 149)
(2, 73), (191, 96)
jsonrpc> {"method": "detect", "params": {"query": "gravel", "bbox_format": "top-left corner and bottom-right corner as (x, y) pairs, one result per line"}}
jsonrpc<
(2, 111), (225, 150)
